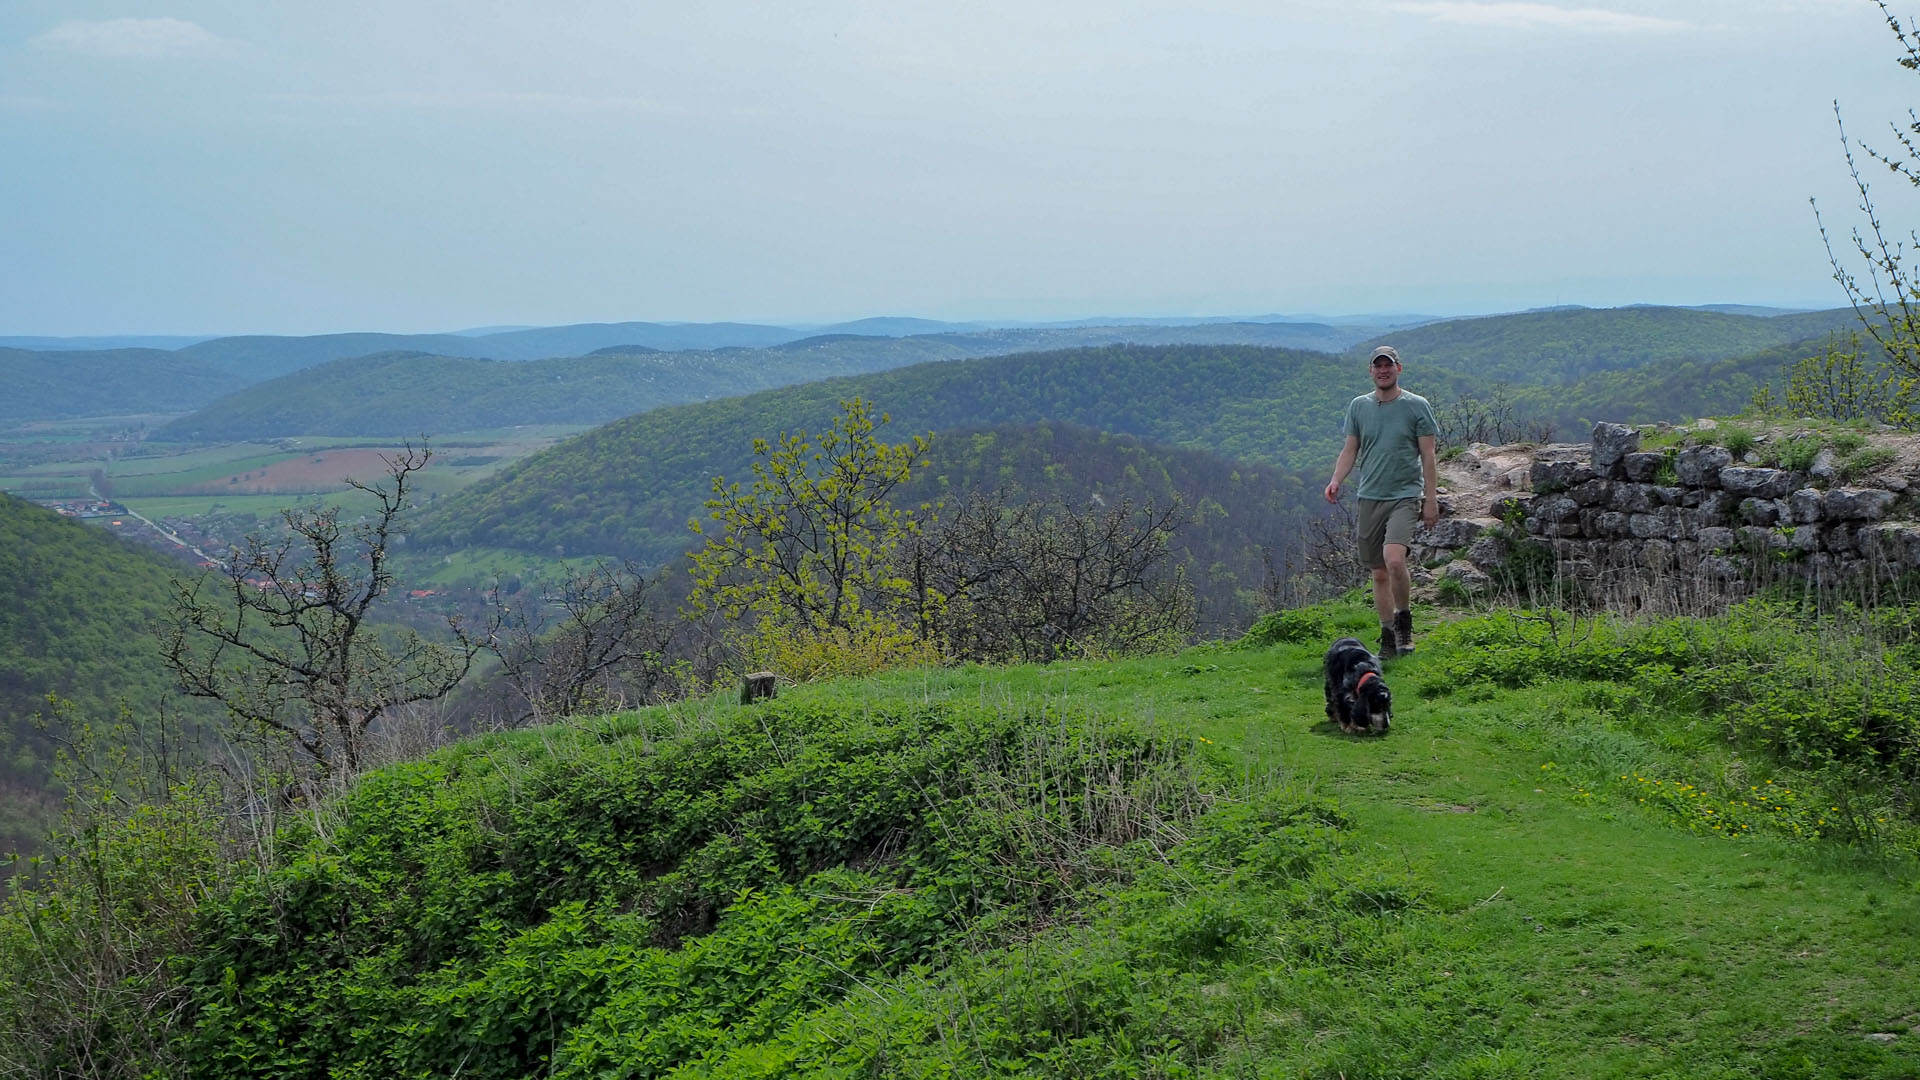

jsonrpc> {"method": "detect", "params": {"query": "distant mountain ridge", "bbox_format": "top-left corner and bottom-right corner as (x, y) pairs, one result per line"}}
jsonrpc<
(153, 321), (1376, 440)
(408, 342), (1450, 566)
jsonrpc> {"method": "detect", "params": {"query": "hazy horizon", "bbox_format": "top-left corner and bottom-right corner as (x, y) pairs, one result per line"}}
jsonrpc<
(0, 1), (1904, 336)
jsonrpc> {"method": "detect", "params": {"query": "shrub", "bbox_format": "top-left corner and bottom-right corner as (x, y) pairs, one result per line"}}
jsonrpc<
(1239, 606), (1332, 648)
(1840, 444), (1897, 482)
(165, 698), (1234, 1078)
(1717, 424), (1757, 458)
(1772, 435), (1824, 472)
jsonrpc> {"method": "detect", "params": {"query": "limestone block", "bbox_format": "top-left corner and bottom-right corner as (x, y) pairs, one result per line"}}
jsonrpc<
(1720, 467), (1796, 499)
(1595, 511), (1631, 538)
(1531, 459), (1595, 494)
(1464, 534), (1511, 566)
(1809, 448), (1842, 485)
(1653, 485), (1687, 507)
(1696, 526), (1736, 551)
(1610, 484), (1656, 514)
(1417, 517), (1490, 549)
(1676, 445), (1734, 487)
(1824, 523), (1857, 554)
(1825, 487), (1897, 521)
(1861, 522), (1920, 568)
(1622, 452), (1666, 482)
(1628, 513), (1670, 539)
(1568, 479), (1613, 506)
(1786, 488), (1825, 525)
(1788, 525), (1821, 553)
(1738, 498), (1783, 527)
(1701, 554), (1743, 580)
(1641, 539), (1674, 570)
(1531, 494), (1581, 526)
(1591, 422), (1640, 476)
(1438, 560), (1494, 594)
(1694, 489), (1739, 523)
(1736, 525), (1791, 552)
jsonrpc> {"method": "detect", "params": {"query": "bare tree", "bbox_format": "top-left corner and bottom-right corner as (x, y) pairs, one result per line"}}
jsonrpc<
(1815, 2), (1920, 423)
(161, 444), (477, 781)
(482, 560), (678, 727)
(1436, 383), (1555, 448)
(911, 490), (1194, 663)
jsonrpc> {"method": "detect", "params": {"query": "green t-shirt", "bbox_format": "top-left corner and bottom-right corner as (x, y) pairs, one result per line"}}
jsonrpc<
(1343, 391), (1438, 501)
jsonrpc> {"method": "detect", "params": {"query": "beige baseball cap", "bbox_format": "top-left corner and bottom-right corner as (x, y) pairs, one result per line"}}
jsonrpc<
(1369, 345), (1400, 365)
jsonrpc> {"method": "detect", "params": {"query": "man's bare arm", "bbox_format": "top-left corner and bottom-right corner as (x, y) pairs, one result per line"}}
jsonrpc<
(1419, 434), (1439, 526)
(1326, 435), (1360, 503)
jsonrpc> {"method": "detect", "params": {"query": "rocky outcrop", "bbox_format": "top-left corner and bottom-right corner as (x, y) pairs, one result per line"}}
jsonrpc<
(1410, 422), (1920, 601)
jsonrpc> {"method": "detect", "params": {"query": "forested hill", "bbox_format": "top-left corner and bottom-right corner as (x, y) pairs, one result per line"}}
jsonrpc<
(0, 496), (213, 856)
(1361, 305), (1856, 382)
(0, 347), (236, 420)
(411, 343), (1449, 565)
(153, 322), (1373, 441)
(896, 420), (1324, 629)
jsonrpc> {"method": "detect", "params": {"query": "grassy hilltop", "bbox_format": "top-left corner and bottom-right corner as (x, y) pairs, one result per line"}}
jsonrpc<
(6, 595), (1918, 1077)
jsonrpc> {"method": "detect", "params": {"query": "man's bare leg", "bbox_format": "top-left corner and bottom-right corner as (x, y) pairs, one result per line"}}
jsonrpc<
(1385, 543), (1413, 653)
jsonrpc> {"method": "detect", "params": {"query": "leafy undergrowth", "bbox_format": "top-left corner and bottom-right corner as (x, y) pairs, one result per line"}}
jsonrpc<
(7, 600), (1920, 1077)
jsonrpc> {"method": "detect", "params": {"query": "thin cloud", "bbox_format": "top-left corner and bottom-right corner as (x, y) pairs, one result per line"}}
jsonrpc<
(1389, 2), (1692, 32)
(267, 91), (677, 115)
(29, 17), (225, 58)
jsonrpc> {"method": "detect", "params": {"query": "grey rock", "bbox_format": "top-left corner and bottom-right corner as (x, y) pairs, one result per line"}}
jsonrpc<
(1720, 467), (1796, 499)
(1653, 485), (1688, 507)
(1531, 459), (1595, 494)
(1622, 452), (1667, 482)
(1694, 490), (1739, 522)
(1610, 484), (1656, 514)
(1568, 479), (1613, 507)
(1490, 496), (1528, 521)
(1418, 517), (1491, 549)
(1438, 560), (1493, 593)
(1737, 525), (1792, 552)
(1641, 539), (1674, 570)
(1825, 487), (1897, 521)
(1809, 448), (1842, 485)
(1628, 513), (1671, 539)
(1595, 511), (1631, 539)
(1464, 534), (1511, 566)
(1786, 488), (1825, 525)
(1591, 422), (1640, 476)
(1696, 526), (1736, 551)
(1531, 494), (1581, 526)
(1676, 445), (1734, 486)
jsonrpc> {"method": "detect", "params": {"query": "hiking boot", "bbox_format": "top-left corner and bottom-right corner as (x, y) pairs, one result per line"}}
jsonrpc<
(1393, 609), (1415, 655)
(1379, 623), (1400, 660)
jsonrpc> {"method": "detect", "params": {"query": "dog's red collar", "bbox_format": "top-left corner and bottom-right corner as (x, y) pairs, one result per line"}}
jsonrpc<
(1355, 671), (1379, 692)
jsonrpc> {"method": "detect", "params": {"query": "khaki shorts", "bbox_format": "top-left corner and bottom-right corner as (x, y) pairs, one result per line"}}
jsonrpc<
(1355, 497), (1421, 571)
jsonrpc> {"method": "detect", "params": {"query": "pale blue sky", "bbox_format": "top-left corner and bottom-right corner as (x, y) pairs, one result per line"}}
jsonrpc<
(1, 1), (1913, 334)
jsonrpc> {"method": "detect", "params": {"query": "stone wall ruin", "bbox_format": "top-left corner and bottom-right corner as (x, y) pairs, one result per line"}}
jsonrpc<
(1410, 421), (1920, 604)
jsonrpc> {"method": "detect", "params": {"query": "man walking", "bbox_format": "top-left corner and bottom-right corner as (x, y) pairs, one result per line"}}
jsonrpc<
(1324, 345), (1439, 658)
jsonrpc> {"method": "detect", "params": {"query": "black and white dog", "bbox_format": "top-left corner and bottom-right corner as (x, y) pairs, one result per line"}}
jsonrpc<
(1323, 637), (1392, 735)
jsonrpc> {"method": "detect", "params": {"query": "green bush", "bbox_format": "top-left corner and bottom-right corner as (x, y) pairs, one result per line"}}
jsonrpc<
(1840, 444), (1897, 482)
(1239, 606), (1332, 648)
(167, 698), (1231, 1078)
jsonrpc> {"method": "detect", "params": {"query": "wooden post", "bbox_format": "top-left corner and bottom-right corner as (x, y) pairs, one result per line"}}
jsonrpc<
(741, 671), (778, 704)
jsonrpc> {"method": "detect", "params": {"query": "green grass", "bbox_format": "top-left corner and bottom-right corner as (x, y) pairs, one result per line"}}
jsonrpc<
(795, 607), (1920, 1076)
(8, 599), (1919, 1077)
